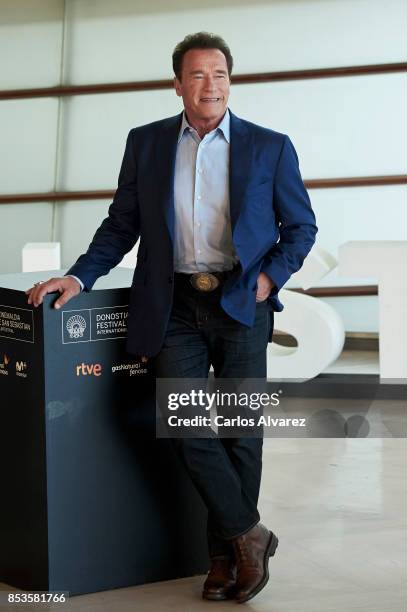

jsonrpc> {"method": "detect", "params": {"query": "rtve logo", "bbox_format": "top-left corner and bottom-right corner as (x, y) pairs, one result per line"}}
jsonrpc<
(76, 362), (102, 377)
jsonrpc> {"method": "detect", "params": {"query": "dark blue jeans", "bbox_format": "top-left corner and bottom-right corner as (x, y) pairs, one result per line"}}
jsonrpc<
(153, 273), (273, 558)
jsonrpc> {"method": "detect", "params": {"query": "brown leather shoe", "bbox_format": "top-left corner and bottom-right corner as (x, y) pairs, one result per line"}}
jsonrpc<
(202, 557), (237, 601)
(232, 523), (278, 603)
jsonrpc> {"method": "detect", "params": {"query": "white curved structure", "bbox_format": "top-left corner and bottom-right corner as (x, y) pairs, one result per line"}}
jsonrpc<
(268, 289), (345, 380)
(289, 244), (337, 289)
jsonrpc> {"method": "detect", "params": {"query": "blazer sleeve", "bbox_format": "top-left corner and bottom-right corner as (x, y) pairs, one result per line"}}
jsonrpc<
(260, 135), (318, 293)
(65, 129), (140, 291)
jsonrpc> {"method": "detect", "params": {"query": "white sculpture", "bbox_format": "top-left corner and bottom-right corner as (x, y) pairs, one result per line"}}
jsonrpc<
(267, 289), (345, 379)
(339, 241), (407, 381)
(289, 244), (337, 290)
(268, 245), (345, 380)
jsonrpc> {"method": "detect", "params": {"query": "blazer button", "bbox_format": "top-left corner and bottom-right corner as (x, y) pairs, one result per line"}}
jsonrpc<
(168, 276), (173, 283)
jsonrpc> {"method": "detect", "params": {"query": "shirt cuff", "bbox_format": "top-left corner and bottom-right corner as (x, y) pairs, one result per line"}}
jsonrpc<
(66, 274), (84, 292)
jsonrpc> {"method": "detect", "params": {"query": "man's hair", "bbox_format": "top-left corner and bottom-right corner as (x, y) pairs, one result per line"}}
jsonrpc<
(172, 32), (233, 81)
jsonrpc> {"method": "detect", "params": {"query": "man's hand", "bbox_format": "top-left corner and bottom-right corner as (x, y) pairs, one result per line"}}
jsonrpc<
(25, 276), (81, 309)
(256, 272), (275, 302)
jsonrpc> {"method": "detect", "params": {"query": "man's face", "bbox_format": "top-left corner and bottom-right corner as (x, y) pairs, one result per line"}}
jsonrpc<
(174, 48), (230, 125)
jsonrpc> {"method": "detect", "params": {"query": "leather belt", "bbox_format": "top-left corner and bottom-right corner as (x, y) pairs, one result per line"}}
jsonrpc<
(174, 269), (234, 292)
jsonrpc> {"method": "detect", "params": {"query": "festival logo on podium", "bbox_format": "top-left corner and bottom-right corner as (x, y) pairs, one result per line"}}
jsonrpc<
(62, 309), (91, 344)
(62, 306), (128, 344)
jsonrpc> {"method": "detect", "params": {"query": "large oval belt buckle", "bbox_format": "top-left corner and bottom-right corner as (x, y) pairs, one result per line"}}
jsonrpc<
(190, 272), (219, 292)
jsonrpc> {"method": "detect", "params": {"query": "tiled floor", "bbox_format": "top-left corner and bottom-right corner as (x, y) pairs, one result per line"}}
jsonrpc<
(2, 352), (406, 611)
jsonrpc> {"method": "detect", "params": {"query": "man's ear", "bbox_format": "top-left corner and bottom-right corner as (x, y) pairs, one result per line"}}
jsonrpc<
(174, 76), (182, 97)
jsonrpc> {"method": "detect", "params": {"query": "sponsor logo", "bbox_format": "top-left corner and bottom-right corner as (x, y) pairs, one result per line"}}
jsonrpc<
(16, 360), (28, 379)
(0, 306), (34, 343)
(0, 353), (10, 376)
(66, 314), (87, 339)
(111, 362), (148, 376)
(76, 362), (102, 377)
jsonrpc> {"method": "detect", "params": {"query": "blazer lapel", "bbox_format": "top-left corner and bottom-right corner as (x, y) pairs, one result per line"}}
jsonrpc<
(155, 112), (183, 244)
(229, 110), (253, 235)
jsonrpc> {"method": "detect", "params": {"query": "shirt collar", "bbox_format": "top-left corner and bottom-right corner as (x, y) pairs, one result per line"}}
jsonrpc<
(177, 108), (230, 144)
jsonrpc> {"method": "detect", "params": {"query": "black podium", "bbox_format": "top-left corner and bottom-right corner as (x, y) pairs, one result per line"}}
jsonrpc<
(0, 269), (209, 595)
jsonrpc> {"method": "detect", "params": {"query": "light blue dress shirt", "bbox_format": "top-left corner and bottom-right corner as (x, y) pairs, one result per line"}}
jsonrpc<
(68, 108), (237, 291)
(173, 108), (237, 273)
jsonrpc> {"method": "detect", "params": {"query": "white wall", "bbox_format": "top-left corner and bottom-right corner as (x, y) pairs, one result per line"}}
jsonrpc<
(0, 0), (64, 271)
(0, 0), (64, 89)
(1, 0), (407, 332)
(0, 98), (59, 193)
(64, 0), (407, 81)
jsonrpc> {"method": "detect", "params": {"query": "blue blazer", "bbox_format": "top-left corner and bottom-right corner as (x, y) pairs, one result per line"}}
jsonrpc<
(66, 110), (318, 357)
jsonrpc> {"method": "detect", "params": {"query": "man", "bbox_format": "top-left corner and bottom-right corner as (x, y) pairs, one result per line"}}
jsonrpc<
(26, 32), (317, 603)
